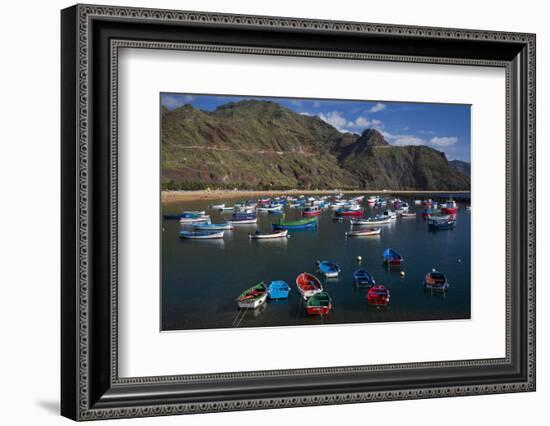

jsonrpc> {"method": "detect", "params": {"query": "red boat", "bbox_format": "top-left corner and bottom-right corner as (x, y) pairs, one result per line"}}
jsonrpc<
(366, 285), (390, 306)
(306, 292), (332, 315)
(336, 209), (363, 217)
(295, 272), (323, 299)
(441, 200), (458, 215)
(302, 206), (322, 217)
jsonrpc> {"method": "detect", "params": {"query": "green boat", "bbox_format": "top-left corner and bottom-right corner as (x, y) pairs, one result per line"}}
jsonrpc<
(306, 291), (332, 315)
(236, 282), (268, 309)
(272, 217), (317, 230)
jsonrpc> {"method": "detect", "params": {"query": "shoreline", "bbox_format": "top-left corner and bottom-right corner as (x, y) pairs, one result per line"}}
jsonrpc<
(161, 189), (470, 203)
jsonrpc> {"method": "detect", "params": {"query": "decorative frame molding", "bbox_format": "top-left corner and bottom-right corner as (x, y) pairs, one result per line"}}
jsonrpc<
(61, 4), (535, 421)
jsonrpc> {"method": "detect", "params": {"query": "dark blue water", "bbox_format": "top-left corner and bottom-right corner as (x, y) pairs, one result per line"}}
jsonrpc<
(161, 195), (470, 331)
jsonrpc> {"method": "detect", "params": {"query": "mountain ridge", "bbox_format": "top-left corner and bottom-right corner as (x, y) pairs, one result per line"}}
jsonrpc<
(161, 100), (470, 191)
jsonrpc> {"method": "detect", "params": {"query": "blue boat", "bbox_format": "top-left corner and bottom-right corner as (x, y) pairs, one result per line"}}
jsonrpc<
(163, 213), (187, 220)
(193, 222), (233, 231)
(428, 219), (456, 231)
(316, 260), (341, 278)
(267, 281), (291, 299)
(383, 248), (404, 265)
(353, 269), (376, 286)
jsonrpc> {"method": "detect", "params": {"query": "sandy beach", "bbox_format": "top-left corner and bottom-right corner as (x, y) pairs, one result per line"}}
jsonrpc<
(161, 189), (470, 203)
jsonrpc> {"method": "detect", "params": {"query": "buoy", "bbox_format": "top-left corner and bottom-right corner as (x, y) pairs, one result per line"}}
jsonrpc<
(432, 268), (436, 272)
(357, 255), (362, 262)
(400, 271), (405, 277)
(457, 258), (462, 263)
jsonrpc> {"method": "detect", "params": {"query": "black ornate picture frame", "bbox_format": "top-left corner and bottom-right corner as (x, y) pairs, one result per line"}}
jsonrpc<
(61, 4), (536, 421)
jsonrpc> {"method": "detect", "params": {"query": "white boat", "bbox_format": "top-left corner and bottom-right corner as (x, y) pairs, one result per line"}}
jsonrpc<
(179, 216), (211, 224)
(227, 218), (258, 225)
(345, 227), (381, 237)
(414, 199), (422, 205)
(383, 210), (397, 220)
(210, 203), (225, 210)
(249, 230), (289, 239)
(400, 212), (417, 217)
(183, 210), (205, 216)
(256, 205), (283, 212)
(179, 230), (224, 239)
(350, 216), (391, 226)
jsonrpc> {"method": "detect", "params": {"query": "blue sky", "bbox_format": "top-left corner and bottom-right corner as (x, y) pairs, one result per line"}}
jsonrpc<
(161, 93), (471, 162)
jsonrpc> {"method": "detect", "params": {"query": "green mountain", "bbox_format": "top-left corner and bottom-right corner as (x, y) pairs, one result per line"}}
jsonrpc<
(449, 160), (471, 178)
(161, 100), (470, 191)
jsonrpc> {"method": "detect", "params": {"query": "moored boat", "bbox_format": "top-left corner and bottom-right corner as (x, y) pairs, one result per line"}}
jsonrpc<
(353, 269), (376, 286)
(236, 282), (268, 309)
(295, 272), (323, 299)
(272, 217), (317, 230)
(350, 216), (391, 226)
(193, 222), (233, 231)
(179, 214), (211, 224)
(400, 211), (417, 217)
(336, 208), (363, 217)
(210, 203), (225, 210)
(179, 230), (224, 239)
(302, 206), (322, 217)
(382, 209), (397, 220)
(306, 292), (332, 315)
(424, 270), (450, 291)
(227, 217), (258, 224)
(267, 281), (291, 299)
(366, 285), (390, 306)
(249, 229), (289, 239)
(345, 227), (381, 237)
(441, 200), (458, 215)
(316, 260), (341, 278)
(383, 248), (404, 265)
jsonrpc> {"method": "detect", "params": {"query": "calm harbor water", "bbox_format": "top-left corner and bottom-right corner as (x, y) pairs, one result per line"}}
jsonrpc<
(161, 194), (471, 331)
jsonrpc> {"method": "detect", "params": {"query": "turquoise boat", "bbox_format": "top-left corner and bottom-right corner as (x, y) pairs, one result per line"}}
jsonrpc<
(272, 217), (317, 230)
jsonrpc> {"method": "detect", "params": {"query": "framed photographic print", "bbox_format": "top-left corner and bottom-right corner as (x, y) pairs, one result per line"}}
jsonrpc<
(61, 4), (536, 421)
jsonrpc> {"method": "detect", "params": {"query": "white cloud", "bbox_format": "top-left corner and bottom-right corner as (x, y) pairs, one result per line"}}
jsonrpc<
(161, 94), (194, 110)
(317, 111), (350, 132)
(351, 116), (382, 128)
(382, 131), (426, 146)
(430, 136), (458, 147)
(367, 103), (386, 113)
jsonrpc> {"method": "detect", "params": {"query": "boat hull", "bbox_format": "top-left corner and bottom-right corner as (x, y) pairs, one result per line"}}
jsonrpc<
(346, 228), (381, 236)
(249, 230), (288, 239)
(295, 273), (323, 299)
(237, 293), (267, 309)
(179, 231), (224, 239)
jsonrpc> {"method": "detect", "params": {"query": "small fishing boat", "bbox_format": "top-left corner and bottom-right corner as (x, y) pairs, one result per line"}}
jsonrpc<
(236, 282), (268, 309)
(193, 222), (233, 231)
(316, 260), (341, 278)
(272, 217), (317, 230)
(345, 227), (381, 237)
(163, 213), (189, 220)
(383, 248), (404, 265)
(336, 208), (363, 217)
(267, 281), (291, 300)
(183, 210), (206, 216)
(382, 210), (397, 220)
(366, 285), (390, 306)
(306, 292), (332, 315)
(400, 211), (417, 217)
(257, 204), (283, 212)
(179, 215), (211, 224)
(441, 200), (458, 215)
(302, 206), (322, 217)
(227, 217), (258, 225)
(353, 269), (376, 286)
(428, 218), (456, 230)
(424, 270), (450, 292)
(295, 272), (323, 299)
(210, 203), (225, 210)
(350, 216), (391, 226)
(179, 230), (224, 239)
(249, 229), (289, 239)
